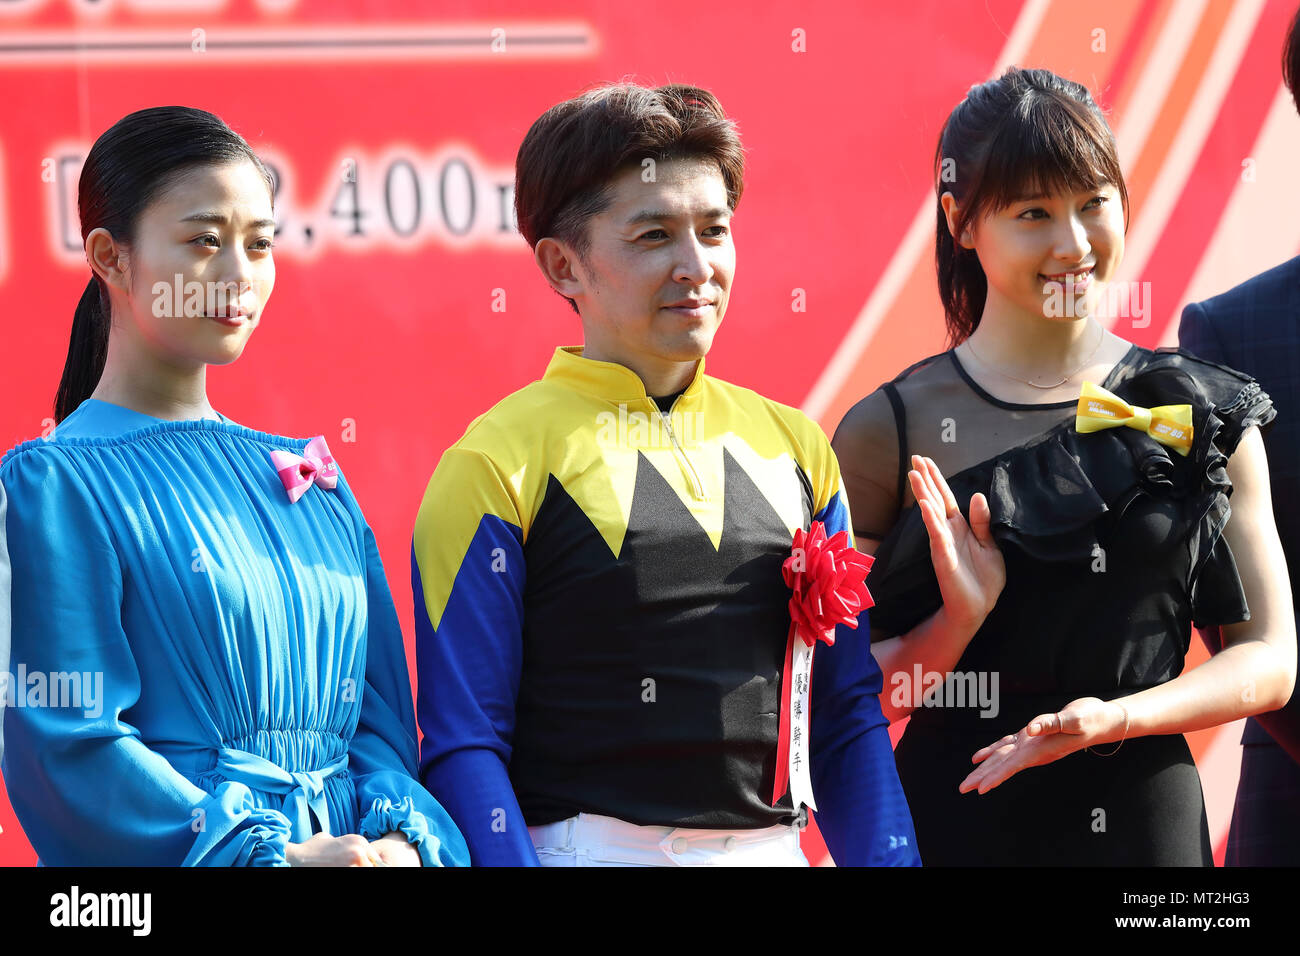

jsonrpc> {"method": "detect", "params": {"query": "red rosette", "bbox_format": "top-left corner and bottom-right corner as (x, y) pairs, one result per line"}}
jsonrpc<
(781, 521), (875, 648)
(771, 520), (875, 806)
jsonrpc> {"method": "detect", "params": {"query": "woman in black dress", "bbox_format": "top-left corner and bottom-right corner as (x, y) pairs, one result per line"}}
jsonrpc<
(833, 67), (1296, 865)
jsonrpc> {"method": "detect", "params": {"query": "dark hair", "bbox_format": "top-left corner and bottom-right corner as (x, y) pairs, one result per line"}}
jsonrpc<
(934, 67), (1129, 345)
(1286, 5), (1300, 116)
(55, 106), (274, 423)
(514, 82), (745, 314)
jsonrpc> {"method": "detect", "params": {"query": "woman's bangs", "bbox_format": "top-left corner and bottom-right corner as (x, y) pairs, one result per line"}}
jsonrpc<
(979, 94), (1122, 213)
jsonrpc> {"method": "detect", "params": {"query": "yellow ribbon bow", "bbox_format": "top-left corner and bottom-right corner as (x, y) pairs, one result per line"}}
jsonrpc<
(1075, 381), (1194, 456)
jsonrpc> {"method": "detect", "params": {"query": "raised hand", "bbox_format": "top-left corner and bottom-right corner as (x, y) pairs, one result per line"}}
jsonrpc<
(908, 455), (1005, 634)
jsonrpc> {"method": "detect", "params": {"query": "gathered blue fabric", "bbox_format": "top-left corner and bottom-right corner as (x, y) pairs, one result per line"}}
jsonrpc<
(0, 399), (468, 867)
(0, 482), (9, 771)
(206, 748), (350, 842)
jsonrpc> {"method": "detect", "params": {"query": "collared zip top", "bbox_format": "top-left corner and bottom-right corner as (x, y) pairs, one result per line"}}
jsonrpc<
(653, 395), (707, 501)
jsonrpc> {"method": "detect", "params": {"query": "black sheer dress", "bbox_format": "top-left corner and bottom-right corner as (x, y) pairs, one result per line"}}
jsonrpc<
(833, 345), (1276, 865)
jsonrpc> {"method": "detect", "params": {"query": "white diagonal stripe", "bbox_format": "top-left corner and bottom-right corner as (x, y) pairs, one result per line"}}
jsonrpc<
(1114, 0), (1268, 289)
(1160, 84), (1300, 345)
(1113, 0), (1209, 168)
(802, 0), (1052, 420)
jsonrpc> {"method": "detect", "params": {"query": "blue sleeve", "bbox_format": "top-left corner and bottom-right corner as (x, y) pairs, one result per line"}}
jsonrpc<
(412, 445), (538, 866)
(0, 482), (10, 769)
(345, 513), (470, 867)
(809, 489), (921, 866)
(1178, 300), (1229, 365)
(0, 449), (294, 866)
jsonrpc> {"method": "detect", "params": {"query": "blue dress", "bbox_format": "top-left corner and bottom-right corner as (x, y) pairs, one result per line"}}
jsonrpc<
(0, 399), (469, 866)
(0, 481), (9, 771)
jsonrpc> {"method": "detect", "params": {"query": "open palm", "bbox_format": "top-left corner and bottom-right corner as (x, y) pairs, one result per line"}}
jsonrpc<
(908, 455), (1005, 633)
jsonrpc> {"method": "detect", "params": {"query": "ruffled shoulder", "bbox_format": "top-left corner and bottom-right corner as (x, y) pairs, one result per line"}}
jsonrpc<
(866, 347), (1276, 638)
(1125, 347), (1276, 456)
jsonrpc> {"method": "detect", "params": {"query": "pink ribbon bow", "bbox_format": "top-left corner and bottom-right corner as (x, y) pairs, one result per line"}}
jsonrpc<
(269, 436), (339, 503)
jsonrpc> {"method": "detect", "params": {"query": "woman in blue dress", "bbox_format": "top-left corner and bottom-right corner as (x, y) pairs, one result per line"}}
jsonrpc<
(0, 106), (469, 867)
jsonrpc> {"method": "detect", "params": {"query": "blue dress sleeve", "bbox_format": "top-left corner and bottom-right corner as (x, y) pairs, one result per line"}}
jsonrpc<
(0, 447), (294, 866)
(412, 444), (539, 866)
(0, 481), (10, 769)
(343, 511), (470, 867)
(809, 485), (921, 866)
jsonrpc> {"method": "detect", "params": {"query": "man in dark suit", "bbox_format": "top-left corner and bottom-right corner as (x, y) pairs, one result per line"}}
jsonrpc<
(1177, 6), (1300, 866)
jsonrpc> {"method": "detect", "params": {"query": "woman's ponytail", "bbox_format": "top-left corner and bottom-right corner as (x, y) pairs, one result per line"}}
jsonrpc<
(934, 200), (987, 347)
(54, 277), (110, 424)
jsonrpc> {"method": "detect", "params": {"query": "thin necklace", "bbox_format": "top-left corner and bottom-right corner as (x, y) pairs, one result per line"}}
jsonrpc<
(963, 324), (1106, 389)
